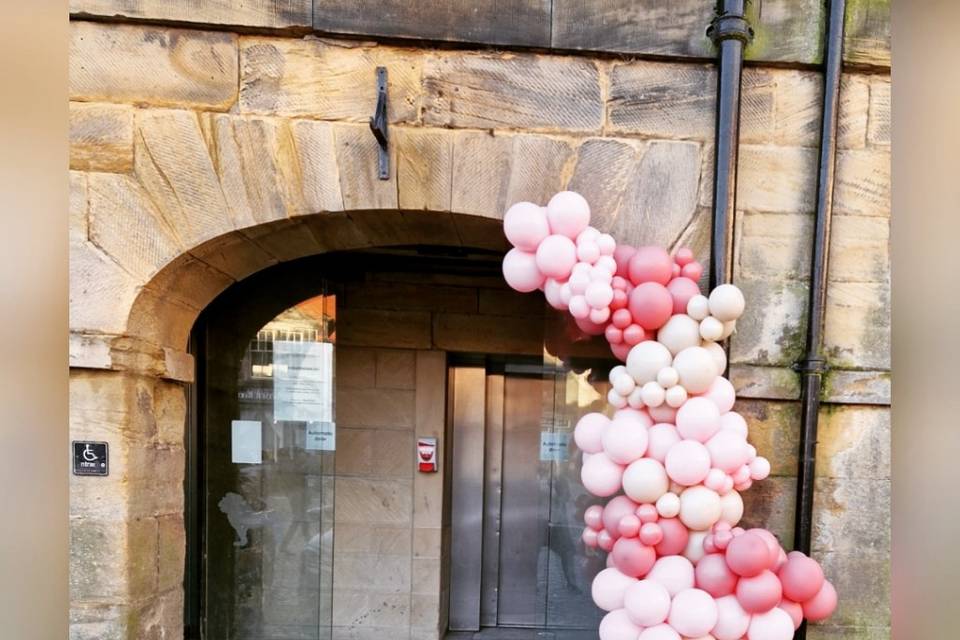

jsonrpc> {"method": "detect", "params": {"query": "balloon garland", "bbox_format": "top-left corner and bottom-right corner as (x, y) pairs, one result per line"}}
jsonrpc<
(501, 192), (837, 640)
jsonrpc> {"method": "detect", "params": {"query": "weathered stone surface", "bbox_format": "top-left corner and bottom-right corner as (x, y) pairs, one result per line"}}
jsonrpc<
(70, 22), (238, 109)
(71, 0), (312, 28)
(157, 515), (185, 591)
(823, 369), (890, 405)
(813, 477), (890, 553)
(240, 218), (324, 262)
(333, 124), (398, 210)
(737, 145), (818, 213)
(868, 77), (891, 147)
(413, 528), (442, 559)
(729, 364), (800, 401)
(187, 231), (278, 281)
(70, 240), (142, 334)
(337, 427), (414, 477)
(828, 215), (890, 283)
(608, 62), (715, 140)
(614, 141), (701, 248)
(424, 53), (602, 132)
(505, 135), (575, 206)
(125, 286), (200, 351)
(769, 70), (821, 148)
(70, 171), (89, 243)
(566, 138), (640, 231)
(738, 476), (796, 549)
(241, 37), (421, 122)
(451, 131), (512, 218)
(395, 128), (453, 212)
(737, 400), (800, 477)
(478, 287), (546, 318)
(69, 102), (133, 172)
(844, 0), (891, 68)
(817, 406), (890, 479)
(291, 119), (346, 213)
(736, 212), (813, 280)
(814, 551), (890, 628)
(729, 278), (807, 367)
(824, 281), (890, 370)
(834, 149), (890, 217)
(838, 74), (870, 149)
(140, 254), (234, 313)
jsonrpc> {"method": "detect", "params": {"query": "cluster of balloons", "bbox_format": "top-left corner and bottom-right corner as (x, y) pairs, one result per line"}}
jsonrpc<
(500, 193), (837, 640)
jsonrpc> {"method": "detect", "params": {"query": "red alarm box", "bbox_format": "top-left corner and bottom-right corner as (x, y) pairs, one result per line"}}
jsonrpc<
(417, 437), (438, 472)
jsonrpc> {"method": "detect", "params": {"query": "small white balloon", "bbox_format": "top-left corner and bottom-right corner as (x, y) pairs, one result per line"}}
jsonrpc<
(656, 366), (679, 388)
(699, 316), (724, 341)
(655, 492), (681, 518)
(687, 294), (711, 321)
(609, 365), (628, 384)
(708, 284), (746, 322)
(569, 270), (591, 294)
(657, 314), (702, 356)
(641, 381), (666, 407)
(607, 388), (628, 408)
(701, 340), (728, 374)
(596, 255), (618, 274)
(627, 387), (646, 408)
(597, 233), (617, 256)
(613, 371), (637, 396)
(720, 319), (737, 340)
(672, 346), (719, 394)
(560, 283), (573, 305)
(626, 341), (674, 385)
(679, 486), (722, 531)
(718, 490), (744, 526)
(623, 458), (670, 503)
(665, 384), (688, 408)
(683, 530), (711, 565)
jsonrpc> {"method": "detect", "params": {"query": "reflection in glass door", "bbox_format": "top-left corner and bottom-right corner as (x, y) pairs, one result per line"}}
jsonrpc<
(193, 292), (336, 640)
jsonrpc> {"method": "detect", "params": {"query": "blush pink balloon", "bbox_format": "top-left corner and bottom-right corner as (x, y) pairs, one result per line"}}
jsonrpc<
(676, 397), (722, 443)
(700, 376), (737, 413)
(646, 423), (681, 463)
(606, 324), (624, 344)
(629, 246), (673, 286)
(585, 504), (604, 529)
(778, 552), (825, 603)
(778, 599), (804, 629)
(637, 625), (681, 640)
(628, 282), (674, 330)
(592, 567), (638, 612)
(719, 411), (748, 437)
(736, 569), (782, 614)
(646, 555), (695, 597)
(622, 324), (648, 345)
(598, 529), (615, 552)
(602, 413), (651, 464)
(666, 276), (701, 314)
(619, 514), (642, 538)
(746, 607), (795, 640)
(503, 201), (550, 251)
(750, 456), (772, 481)
(801, 580), (837, 622)
(668, 588), (719, 638)
(604, 496), (641, 537)
(654, 517), (689, 557)
(599, 609), (644, 640)
(612, 537), (657, 578)
(586, 281), (615, 309)
(749, 529), (783, 569)
(674, 247), (694, 266)
(712, 594), (751, 640)
(637, 504), (659, 523)
(706, 430), (751, 474)
(611, 342), (632, 362)
(535, 234), (578, 279)
(582, 527), (599, 548)
(695, 552), (739, 597)
(648, 404), (678, 424)
(624, 579), (672, 626)
(614, 245), (638, 279)
(664, 440), (712, 486)
(612, 308), (633, 329)
(502, 248), (545, 293)
(681, 261), (704, 282)
(581, 452), (625, 497)
(574, 412), (610, 454)
(546, 191), (591, 239)
(569, 294), (590, 319)
(726, 531), (773, 577)
(639, 522), (663, 546)
(611, 288), (629, 310)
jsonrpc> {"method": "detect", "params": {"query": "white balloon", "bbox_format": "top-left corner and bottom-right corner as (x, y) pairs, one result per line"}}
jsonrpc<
(718, 489), (744, 526)
(609, 365), (628, 384)
(569, 270), (591, 294)
(713, 595), (751, 640)
(747, 607), (795, 640)
(656, 366), (679, 388)
(655, 491), (680, 518)
(641, 381), (666, 407)
(627, 387), (646, 408)
(720, 319), (737, 340)
(624, 579), (672, 627)
(665, 384), (688, 408)
(647, 555), (695, 597)
(622, 458), (670, 503)
(607, 388), (628, 408)
(657, 314), (702, 356)
(682, 530), (710, 565)
(708, 284), (746, 322)
(560, 283), (573, 305)
(599, 609), (644, 640)
(626, 341), (673, 385)
(679, 486), (722, 531)
(591, 567), (637, 612)
(702, 340), (727, 374)
(699, 316), (724, 341)
(687, 294), (711, 321)
(668, 588), (718, 637)
(602, 413), (650, 465)
(613, 371), (637, 396)
(672, 346), (719, 394)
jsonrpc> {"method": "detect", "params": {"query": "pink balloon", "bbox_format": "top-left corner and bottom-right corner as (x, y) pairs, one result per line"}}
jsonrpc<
(592, 567), (638, 612)
(590, 306), (611, 325)
(604, 496), (641, 538)
(619, 514), (642, 538)
(586, 281), (615, 309)
(622, 323), (647, 345)
(629, 246), (673, 286)
(575, 314), (607, 336)
(611, 288), (629, 310)
(668, 588), (719, 638)
(612, 537), (657, 578)
(546, 191), (591, 239)
(611, 342), (632, 362)
(666, 276), (701, 314)
(706, 430), (751, 474)
(647, 555), (695, 597)
(700, 376), (737, 413)
(648, 403), (678, 424)
(602, 413), (651, 464)
(503, 201), (550, 251)
(624, 579), (672, 626)
(746, 607), (795, 640)
(637, 625), (681, 640)
(695, 553), (739, 597)
(582, 527), (599, 548)
(676, 397), (722, 443)
(705, 468), (728, 493)
(605, 324), (624, 345)
(585, 504), (604, 529)
(574, 412), (610, 454)
(612, 308), (633, 329)
(778, 599), (804, 629)
(639, 522), (664, 546)
(664, 440), (712, 486)
(598, 529), (615, 552)
(712, 594), (751, 640)
(599, 609), (644, 640)
(801, 580), (837, 622)
(674, 247), (695, 266)
(726, 532), (773, 577)
(637, 504), (659, 523)
(749, 530), (783, 569)
(681, 261), (704, 282)
(614, 245), (638, 279)
(628, 282), (674, 331)
(647, 423), (681, 463)
(778, 552), (825, 603)
(719, 411), (748, 437)
(578, 241), (601, 264)
(736, 569), (782, 614)
(581, 452), (625, 497)
(569, 294), (590, 319)
(502, 248), (544, 292)
(750, 456), (771, 481)
(654, 517), (690, 557)
(544, 277), (568, 310)
(535, 234), (578, 279)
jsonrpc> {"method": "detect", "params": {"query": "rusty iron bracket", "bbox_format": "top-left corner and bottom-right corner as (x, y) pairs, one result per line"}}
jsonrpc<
(369, 67), (389, 180)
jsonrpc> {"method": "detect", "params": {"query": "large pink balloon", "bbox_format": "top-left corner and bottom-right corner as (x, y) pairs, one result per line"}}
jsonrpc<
(676, 397), (722, 443)
(503, 201), (550, 251)
(695, 552), (739, 597)
(726, 531), (774, 577)
(546, 191), (591, 239)
(746, 607), (795, 640)
(712, 594), (751, 640)
(749, 529), (783, 570)
(666, 276), (701, 314)
(801, 580), (837, 622)
(535, 234), (577, 279)
(602, 413), (651, 464)
(654, 517), (690, 557)
(614, 245), (638, 279)
(664, 440), (711, 486)
(603, 495), (641, 538)
(700, 376), (737, 414)
(778, 551), (825, 603)
(629, 246), (673, 286)
(574, 412), (610, 454)
(628, 282), (674, 330)
(599, 609), (644, 640)
(502, 248), (544, 293)
(612, 537), (657, 578)
(624, 579), (671, 627)
(592, 567), (638, 612)
(668, 588), (719, 638)
(647, 555), (695, 597)
(581, 452), (625, 497)
(647, 423), (681, 462)
(736, 569), (782, 614)
(706, 430), (751, 474)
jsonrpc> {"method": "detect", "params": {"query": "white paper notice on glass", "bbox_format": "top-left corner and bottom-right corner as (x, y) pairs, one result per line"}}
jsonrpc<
(539, 431), (569, 462)
(273, 341), (334, 423)
(305, 421), (336, 451)
(231, 420), (263, 464)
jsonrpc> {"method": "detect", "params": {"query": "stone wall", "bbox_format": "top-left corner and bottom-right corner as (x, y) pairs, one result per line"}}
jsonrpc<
(68, 11), (890, 640)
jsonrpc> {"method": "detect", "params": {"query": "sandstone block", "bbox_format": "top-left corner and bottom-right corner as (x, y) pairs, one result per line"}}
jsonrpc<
(566, 138), (640, 231)
(824, 281), (890, 370)
(608, 61), (715, 140)
(738, 476), (796, 549)
(770, 70), (821, 148)
(69, 102), (133, 172)
(828, 215), (890, 283)
(433, 312), (542, 355)
(337, 347), (377, 388)
(822, 370), (890, 405)
(834, 149), (890, 217)
(868, 77), (891, 147)
(505, 135), (575, 206)
(375, 350), (417, 389)
(69, 240), (142, 334)
(737, 212), (813, 280)
(336, 428), (414, 477)
(157, 515), (185, 591)
(395, 128), (453, 212)
(333, 123), (398, 210)
(345, 280), (476, 314)
(817, 406), (890, 479)
(838, 74), (870, 149)
(729, 278), (807, 367)
(736, 399), (800, 476)
(337, 308), (431, 350)
(451, 131), (513, 217)
(70, 171), (88, 243)
(737, 145), (818, 213)
(729, 364), (800, 401)
(71, 0), (312, 29)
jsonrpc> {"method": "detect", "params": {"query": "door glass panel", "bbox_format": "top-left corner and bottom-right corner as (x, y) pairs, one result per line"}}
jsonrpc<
(203, 293), (336, 640)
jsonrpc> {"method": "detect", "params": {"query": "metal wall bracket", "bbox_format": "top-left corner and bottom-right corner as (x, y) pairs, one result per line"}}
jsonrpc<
(369, 67), (389, 180)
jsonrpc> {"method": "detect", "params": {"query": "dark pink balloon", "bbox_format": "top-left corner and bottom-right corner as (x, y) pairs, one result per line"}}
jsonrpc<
(778, 599), (804, 629)
(611, 537), (657, 578)
(619, 514), (642, 538)
(612, 308), (633, 329)
(636, 504), (659, 523)
(726, 531), (772, 577)
(610, 342), (631, 362)
(778, 552), (825, 603)
(666, 277), (701, 314)
(623, 324), (646, 345)
(582, 527), (599, 548)
(605, 324), (624, 345)
(613, 245), (637, 279)
(575, 315), (606, 336)
(748, 528), (783, 569)
(639, 522), (664, 546)
(585, 505), (604, 529)
(628, 282), (673, 331)
(674, 247), (695, 267)
(628, 246), (673, 285)
(654, 517), (689, 556)
(610, 288), (629, 310)
(736, 569), (782, 613)
(695, 552), (739, 597)
(598, 529), (615, 552)
(603, 495), (640, 538)
(801, 580), (837, 622)
(681, 261), (703, 282)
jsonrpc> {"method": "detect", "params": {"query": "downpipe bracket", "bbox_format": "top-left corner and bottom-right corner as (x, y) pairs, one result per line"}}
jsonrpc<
(707, 13), (754, 45)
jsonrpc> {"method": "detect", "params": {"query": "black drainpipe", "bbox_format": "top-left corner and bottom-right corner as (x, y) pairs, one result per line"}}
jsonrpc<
(793, 0), (847, 570)
(707, 0), (752, 291)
